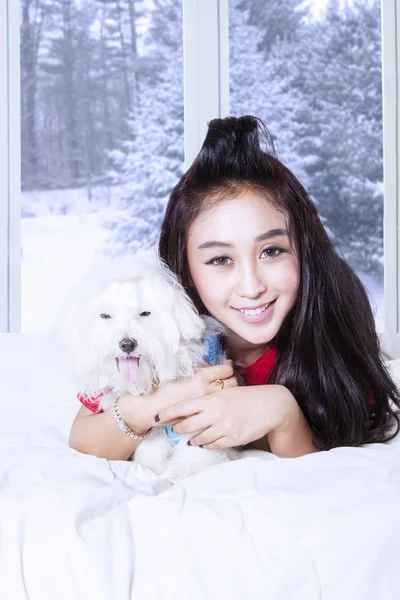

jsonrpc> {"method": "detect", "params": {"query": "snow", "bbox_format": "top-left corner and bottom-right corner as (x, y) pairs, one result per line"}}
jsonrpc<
(21, 185), (119, 218)
(21, 187), (126, 333)
(300, 0), (376, 22)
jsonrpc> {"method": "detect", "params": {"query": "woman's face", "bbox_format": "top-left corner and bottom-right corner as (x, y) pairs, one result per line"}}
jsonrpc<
(187, 192), (300, 352)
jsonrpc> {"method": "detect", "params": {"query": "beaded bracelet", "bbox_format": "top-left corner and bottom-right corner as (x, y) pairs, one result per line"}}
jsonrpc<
(111, 396), (152, 440)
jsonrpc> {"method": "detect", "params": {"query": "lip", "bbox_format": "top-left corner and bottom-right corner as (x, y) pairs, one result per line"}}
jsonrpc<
(234, 299), (276, 324)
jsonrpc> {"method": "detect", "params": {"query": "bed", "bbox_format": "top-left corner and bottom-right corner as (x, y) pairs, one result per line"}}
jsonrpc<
(0, 333), (399, 600)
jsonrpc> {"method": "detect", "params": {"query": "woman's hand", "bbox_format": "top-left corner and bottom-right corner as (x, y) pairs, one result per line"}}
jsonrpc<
(118, 361), (238, 434)
(155, 384), (299, 449)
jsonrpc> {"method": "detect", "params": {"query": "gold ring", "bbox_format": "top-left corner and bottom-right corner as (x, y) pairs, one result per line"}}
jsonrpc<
(215, 379), (224, 391)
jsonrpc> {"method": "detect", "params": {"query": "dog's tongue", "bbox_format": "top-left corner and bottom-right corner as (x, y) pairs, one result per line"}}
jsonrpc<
(118, 357), (139, 382)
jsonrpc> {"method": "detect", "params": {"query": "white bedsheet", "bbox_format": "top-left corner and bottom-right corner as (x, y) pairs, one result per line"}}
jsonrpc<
(0, 334), (399, 600)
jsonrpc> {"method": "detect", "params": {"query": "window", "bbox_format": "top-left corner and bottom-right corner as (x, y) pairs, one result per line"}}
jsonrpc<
(20, 0), (184, 332)
(3, 0), (400, 353)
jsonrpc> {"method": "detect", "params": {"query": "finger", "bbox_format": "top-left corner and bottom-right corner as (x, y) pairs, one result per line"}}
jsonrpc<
(197, 360), (234, 384)
(188, 426), (224, 447)
(206, 375), (238, 395)
(172, 414), (210, 435)
(155, 399), (204, 424)
(201, 436), (231, 450)
(153, 417), (181, 428)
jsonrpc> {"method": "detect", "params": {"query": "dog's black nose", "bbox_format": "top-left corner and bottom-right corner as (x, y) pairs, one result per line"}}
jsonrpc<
(119, 337), (138, 354)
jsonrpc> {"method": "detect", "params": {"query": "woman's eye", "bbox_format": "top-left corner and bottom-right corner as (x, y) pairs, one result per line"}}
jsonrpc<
(261, 246), (285, 259)
(140, 311), (151, 317)
(206, 256), (233, 267)
(100, 313), (112, 319)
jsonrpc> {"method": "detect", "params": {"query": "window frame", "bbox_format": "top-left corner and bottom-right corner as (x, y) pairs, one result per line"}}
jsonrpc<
(381, 0), (400, 358)
(183, 0), (229, 168)
(0, 0), (21, 332)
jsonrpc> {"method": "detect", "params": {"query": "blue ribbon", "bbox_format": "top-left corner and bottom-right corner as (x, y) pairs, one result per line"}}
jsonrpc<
(164, 335), (224, 446)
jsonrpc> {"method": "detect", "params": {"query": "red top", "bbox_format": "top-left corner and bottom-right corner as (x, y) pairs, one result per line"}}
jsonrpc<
(242, 346), (279, 386)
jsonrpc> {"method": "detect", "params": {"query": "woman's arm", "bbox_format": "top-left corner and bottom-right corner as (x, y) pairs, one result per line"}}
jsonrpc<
(251, 388), (318, 457)
(69, 396), (150, 461)
(156, 384), (319, 458)
(69, 361), (238, 461)
(266, 401), (318, 457)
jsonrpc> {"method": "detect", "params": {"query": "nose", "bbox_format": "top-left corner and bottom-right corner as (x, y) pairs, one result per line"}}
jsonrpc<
(237, 262), (266, 299)
(119, 337), (138, 354)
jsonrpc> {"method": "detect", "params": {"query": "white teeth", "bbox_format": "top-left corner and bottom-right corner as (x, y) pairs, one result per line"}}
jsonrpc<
(239, 302), (271, 316)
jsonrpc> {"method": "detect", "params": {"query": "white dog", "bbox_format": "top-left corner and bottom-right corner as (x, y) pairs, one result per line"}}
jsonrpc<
(59, 250), (239, 482)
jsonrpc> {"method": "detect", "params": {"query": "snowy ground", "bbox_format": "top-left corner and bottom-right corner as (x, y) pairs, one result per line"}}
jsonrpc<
(22, 212), (116, 332)
(21, 186), (125, 333)
(21, 184), (118, 218)
(21, 186), (384, 333)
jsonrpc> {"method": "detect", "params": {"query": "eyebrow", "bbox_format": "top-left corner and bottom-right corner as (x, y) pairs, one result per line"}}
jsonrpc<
(197, 228), (289, 250)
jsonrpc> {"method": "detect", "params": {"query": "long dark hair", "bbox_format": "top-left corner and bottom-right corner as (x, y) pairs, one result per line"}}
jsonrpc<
(159, 115), (400, 451)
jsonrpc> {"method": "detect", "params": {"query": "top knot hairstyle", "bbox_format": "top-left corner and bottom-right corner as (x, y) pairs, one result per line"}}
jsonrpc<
(194, 115), (277, 179)
(159, 115), (400, 451)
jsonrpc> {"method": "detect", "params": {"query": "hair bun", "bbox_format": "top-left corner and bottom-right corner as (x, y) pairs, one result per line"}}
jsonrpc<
(193, 115), (276, 180)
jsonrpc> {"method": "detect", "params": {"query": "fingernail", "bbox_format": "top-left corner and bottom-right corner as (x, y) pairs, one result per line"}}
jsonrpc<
(154, 414), (160, 423)
(187, 440), (192, 446)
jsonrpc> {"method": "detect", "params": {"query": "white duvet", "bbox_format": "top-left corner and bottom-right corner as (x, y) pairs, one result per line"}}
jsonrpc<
(0, 334), (399, 600)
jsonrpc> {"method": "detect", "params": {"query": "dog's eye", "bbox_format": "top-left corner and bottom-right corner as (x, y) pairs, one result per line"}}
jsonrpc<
(140, 311), (151, 317)
(100, 313), (112, 319)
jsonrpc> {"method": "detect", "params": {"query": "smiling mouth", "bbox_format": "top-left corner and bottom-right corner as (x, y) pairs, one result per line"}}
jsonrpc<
(235, 300), (275, 316)
(115, 356), (139, 382)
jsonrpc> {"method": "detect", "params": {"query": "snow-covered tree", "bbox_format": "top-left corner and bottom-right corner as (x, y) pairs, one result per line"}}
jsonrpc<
(237, 0), (306, 55)
(107, 0), (184, 254)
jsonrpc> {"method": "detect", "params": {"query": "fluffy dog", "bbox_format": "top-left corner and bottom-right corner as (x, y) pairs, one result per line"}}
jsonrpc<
(59, 250), (239, 482)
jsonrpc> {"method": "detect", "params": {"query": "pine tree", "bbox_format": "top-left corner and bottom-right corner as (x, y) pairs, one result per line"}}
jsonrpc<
(21, 0), (51, 190)
(237, 0), (306, 55)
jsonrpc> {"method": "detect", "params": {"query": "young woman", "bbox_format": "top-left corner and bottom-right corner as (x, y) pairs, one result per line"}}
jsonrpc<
(69, 115), (400, 460)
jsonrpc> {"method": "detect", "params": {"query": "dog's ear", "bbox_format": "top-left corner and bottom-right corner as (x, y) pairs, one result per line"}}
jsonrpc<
(54, 262), (103, 385)
(155, 257), (205, 343)
(171, 283), (205, 343)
